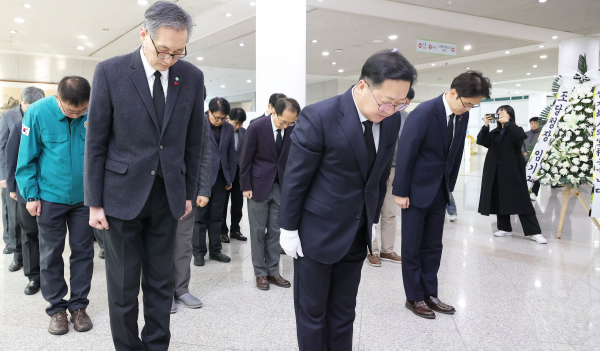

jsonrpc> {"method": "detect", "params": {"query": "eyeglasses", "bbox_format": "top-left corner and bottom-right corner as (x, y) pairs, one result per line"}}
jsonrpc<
(211, 115), (228, 122)
(365, 82), (408, 112)
(148, 33), (187, 60)
(458, 95), (480, 109)
(58, 98), (87, 117)
(276, 115), (296, 127)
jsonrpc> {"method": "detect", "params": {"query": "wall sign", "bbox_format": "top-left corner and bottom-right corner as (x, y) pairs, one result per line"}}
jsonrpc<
(417, 39), (457, 56)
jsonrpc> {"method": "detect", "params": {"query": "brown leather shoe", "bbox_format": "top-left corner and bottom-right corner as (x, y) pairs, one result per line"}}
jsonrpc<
(425, 296), (456, 314)
(366, 254), (381, 267)
(267, 275), (291, 288)
(380, 251), (401, 264)
(256, 277), (270, 290)
(405, 300), (436, 319)
(70, 308), (93, 332)
(48, 310), (69, 335)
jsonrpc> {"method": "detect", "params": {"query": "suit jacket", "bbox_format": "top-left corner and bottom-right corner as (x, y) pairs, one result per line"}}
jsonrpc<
(0, 106), (22, 181)
(392, 94), (469, 208)
(277, 87), (400, 264)
(3, 106), (26, 204)
(233, 127), (246, 168)
(197, 120), (212, 197)
(249, 113), (268, 125)
(85, 48), (205, 220)
(206, 115), (236, 187)
(239, 116), (293, 202)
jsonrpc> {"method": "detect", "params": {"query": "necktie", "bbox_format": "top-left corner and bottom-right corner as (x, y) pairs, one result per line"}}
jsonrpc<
(447, 113), (455, 152)
(276, 129), (283, 158)
(153, 71), (165, 130)
(363, 121), (376, 177)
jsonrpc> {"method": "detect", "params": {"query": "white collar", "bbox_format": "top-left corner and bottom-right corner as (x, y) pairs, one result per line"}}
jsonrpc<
(442, 92), (454, 117)
(270, 114), (281, 133)
(352, 86), (369, 124)
(140, 47), (168, 81)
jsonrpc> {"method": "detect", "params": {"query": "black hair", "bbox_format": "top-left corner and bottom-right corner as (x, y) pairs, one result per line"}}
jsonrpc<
(208, 97), (230, 115)
(529, 117), (539, 123)
(451, 70), (491, 99)
(269, 93), (287, 107)
(274, 98), (301, 117)
(407, 87), (415, 100)
(57, 76), (90, 107)
(496, 105), (516, 124)
(229, 107), (247, 123)
(359, 49), (417, 88)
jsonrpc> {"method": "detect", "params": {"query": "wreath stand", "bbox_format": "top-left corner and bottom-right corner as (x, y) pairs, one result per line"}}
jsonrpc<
(556, 185), (600, 238)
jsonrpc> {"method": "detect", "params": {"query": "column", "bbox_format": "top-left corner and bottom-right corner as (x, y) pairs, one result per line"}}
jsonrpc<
(558, 37), (599, 76)
(255, 0), (306, 119)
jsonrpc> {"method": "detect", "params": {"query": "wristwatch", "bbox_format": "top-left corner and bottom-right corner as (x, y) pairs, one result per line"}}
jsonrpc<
(27, 197), (39, 202)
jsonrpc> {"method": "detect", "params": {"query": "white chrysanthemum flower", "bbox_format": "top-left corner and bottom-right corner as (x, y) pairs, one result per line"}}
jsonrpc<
(571, 166), (579, 172)
(571, 99), (581, 105)
(574, 130), (581, 135)
(588, 118), (595, 123)
(551, 167), (558, 174)
(586, 108), (594, 114)
(581, 164), (590, 171)
(560, 168), (569, 175)
(566, 106), (573, 113)
(582, 99), (592, 104)
(572, 148), (581, 154)
(580, 172), (587, 178)
(542, 163), (550, 170)
(576, 137), (584, 142)
(575, 106), (584, 111)
(580, 148), (589, 154)
(573, 158), (581, 165)
(580, 155), (589, 162)
(567, 142), (576, 147)
(583, 142), (591, 148)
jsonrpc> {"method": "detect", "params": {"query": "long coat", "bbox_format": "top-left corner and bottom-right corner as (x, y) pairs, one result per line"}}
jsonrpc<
(477, 121), (535, 215)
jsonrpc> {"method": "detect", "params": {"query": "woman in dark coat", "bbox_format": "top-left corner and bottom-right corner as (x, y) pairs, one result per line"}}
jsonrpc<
(477, 105), (547, 244)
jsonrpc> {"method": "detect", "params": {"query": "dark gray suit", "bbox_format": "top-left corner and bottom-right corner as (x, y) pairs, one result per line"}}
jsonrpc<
(222, 127), (245, 235)
(85, 48), (204, 351)
(0, 106), (22, 259)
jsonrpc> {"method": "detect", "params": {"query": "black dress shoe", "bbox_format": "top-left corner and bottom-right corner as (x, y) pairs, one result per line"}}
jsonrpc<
(24, 280), (40, 295)
(425, 296), (456, 314)
(209, 252), (231, 263)
(230, 231), (247, 241)
(220, 234), (230, 243)
(98, 250), (105, 259)
(194, 256), (205, 266)
(3, 245), (12, 254)
(8, 260), (23, 272)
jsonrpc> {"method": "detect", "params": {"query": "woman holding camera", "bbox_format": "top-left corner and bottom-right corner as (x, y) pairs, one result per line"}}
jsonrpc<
(477, 105), (547, 244)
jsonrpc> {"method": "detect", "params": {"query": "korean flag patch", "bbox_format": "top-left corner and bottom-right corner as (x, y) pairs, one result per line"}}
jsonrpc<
(22, 125), (30, 136)
(84, 121), (87, 129)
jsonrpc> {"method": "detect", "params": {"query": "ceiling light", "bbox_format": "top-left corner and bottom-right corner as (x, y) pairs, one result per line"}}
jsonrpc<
(77, 35), (88, 39)
(492, 82), (497, 85)
(221, 85), (225, 88)
(137, 0), (148, 4)
(540, 55), (547, 59)
(9, 30), (17, 34)
(332, 62), (336, 65)
(24, 4), (31, 8)
(336, 49), (343, 53)
(225, 13), (232, 17)
(338, 69), (344, 73)
(312, 39), (318, 43)
(464, 45), (472, 50)
(527, 72), (531, 75)
(431, 63), (436, 66)
(466, 67), (470, 69)
(77, 46), (85, 50)
(533, 65), (538, 68)
(539, 45), (545, 48)
(552, 36), (558, 39)
(388, 35), (398, 40)
(516, 84), (521, 86)
(539, 0), (547, 2)
(14, 18), (25, 24)
(239, 43), (245, 47)
(247, 80), (252, 83)
(504, 51), (510, 54)
(497, 69), (503, 73)
(250, 1), (256, 5)
(197, 57), (204, 61)
(322, 51), (329, 56)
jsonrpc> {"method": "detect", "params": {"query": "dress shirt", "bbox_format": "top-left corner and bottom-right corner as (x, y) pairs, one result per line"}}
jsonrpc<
(442, 92), (456, 141)
(270, 115), (283, 142)
(234, 130), (239, 151)
(352, 86), (380, 152)
(140, 48), (168, 101)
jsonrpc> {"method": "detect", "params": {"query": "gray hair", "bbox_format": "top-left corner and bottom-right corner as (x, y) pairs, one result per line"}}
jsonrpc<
(21, 87), (45, 104)
(144, 1), (195, 42)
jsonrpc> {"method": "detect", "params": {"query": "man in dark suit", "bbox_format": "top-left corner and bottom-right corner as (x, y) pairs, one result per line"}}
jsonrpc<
(278, 49), (417, 350)
(192, 97), (236, 266)
(249, 93), (286, 125)
(85, 2), (204, 349)
(393, 71), (491, 319)
(221, 107), (247, 243)
(240, 98), (299, 290)
(3, 86), (45, 295)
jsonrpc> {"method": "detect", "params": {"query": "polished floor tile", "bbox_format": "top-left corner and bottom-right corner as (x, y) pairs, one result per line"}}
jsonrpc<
(1, 153), (600, 350)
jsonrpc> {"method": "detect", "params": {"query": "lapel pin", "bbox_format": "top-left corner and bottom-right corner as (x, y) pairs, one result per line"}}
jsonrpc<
(174, 77), (180, 85)
(175, 77), (179, 81)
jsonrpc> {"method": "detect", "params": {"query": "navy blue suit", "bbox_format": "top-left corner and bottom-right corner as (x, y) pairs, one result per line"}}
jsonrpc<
(221, 127), (246, 235)
(206, 115), (236, 187)
(393, 94), (468, 302)
(278, 87), (399, 350)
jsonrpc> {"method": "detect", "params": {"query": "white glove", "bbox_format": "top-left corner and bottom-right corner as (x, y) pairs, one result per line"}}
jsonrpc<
(280, 228), (304, 259)
(372, 224), (377, 243)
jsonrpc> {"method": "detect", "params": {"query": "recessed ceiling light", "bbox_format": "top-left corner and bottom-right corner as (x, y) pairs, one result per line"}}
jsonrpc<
(77, 46), (85, 50)
(336, 49), (343, 53)
(492, 82), (497, 85)
(527, 72), (531, 75)
(539, 0), (547, 2)
(14, 18), (25, 24)
(431, 63), (436, 66)
(533, 65), (538, 68)
(338, 69), (344, 73)
(197, 57), (204, 61)
(137, 0), (148, 4)
(247, 80), (252, 83)
(221, 85), (225, 88)
(466, 67), (470, 69)
(332, 62), (336, 65)
(250, 1), (256, 5)
(77, 35), (88, 39)
(225, 13), (232, 17)
(540, 55), (547, 59)
(388, 35), (398, 40)
(9, 30), (17, 34)
(464, 45), (472, 50)
(322, 51), (329, 56)
(368, 39), (384, 44)
(552, 36), (558, 39)
(539, 45), (545, 48)
(239, 43), (245, 47)
(504, 51), (510, 54)
(516, 84), (521, 86)
(24, 4), (31, 8)
(497, 69), (503, 73)
(312, 39), (318, 43)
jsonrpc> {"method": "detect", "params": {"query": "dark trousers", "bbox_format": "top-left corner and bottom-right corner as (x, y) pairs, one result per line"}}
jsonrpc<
(2, 187), (9, 246)
(294, 222), (367, 351)
(93, 228), (104, 250)
(221, 166), (243, 234)
(5, 192), (22, 260)
(497, 214), (542, 236)
(193, 170), (227, 257)
(401, 184), (447, 302)
(17, 202), (40, 282)
(37, 200), (94, 316)
(532, 181), (540, 196)
(105, 177), (178, 351)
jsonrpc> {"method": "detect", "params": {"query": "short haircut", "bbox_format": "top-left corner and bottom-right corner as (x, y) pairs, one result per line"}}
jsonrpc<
(144, 1), (195, 42)
(229, 107), (247, 123)
(529, 117), (539, 123)
(208, 97), (231, 116)
(57, 76), (90, 107)
(269, 93), (287, 107)
(406, 87), (415, 100)
(451, 70), (491, 99)
(21, 87), (45, 104)
(497, 105), (515, 123)
(359, 49), (417, 88)
(274, 98), (301, 117)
